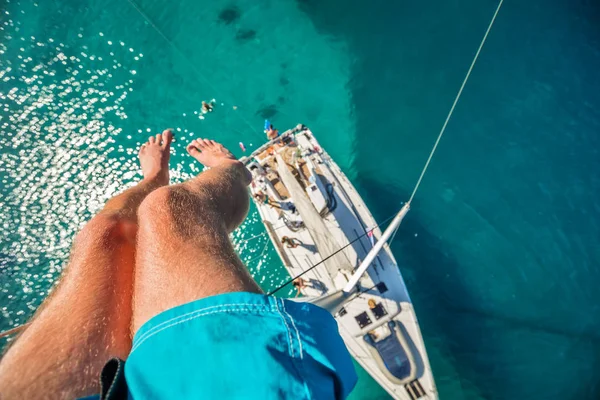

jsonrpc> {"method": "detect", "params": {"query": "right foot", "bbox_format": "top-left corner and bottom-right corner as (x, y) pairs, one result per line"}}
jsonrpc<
(186, 138), (251, 183)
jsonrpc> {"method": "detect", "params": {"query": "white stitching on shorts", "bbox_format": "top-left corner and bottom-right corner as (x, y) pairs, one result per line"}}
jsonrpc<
(282, 301), (304, 360)
(278, 299), (311, 399)
(274, 299), (295, 358)
(133, 303), (271, 349)
(131, 306), (271, 353)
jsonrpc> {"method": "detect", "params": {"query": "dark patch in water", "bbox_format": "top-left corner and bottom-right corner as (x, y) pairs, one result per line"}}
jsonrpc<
(218, 6), (241, 25)
(236, 29), (256, 42)
(277, 96), (286, 105)
(280, 62), (288, 69)
(279, 76), (289, 86)
(256, 105), (278, 119)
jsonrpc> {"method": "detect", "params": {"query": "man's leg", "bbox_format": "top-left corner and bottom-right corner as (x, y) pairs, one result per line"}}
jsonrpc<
(132, 138), (261, 332)
(0, 130), (173, 399)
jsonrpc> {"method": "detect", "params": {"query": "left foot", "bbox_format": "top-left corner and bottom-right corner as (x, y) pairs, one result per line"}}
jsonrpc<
(139, 129), (173, 185)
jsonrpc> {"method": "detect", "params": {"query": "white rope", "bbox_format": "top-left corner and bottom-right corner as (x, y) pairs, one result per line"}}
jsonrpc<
(408, 0), (504, 204)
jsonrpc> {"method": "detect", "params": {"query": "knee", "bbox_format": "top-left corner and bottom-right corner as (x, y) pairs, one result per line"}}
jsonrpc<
(74, 213), (131, 251)
(138, 186), (174, 226)
(138, 185), (221, 235)
(138, 186), (198, 227)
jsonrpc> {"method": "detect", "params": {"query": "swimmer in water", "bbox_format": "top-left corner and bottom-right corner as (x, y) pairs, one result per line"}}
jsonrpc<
(201, 100), (214, 114)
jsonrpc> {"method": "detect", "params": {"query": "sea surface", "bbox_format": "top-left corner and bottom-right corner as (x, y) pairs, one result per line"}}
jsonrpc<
(1, 0), (600, 398)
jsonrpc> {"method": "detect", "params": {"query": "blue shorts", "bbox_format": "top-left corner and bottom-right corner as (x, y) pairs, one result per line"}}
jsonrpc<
(94, 292), (357, 399)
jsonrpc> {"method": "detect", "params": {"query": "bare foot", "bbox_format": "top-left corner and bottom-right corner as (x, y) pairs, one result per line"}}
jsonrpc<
(139, 129), (173, 185)
(186, 138), (251, 184)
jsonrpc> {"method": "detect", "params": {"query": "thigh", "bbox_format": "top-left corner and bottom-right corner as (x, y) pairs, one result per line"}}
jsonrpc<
(132, 185), (261, 333)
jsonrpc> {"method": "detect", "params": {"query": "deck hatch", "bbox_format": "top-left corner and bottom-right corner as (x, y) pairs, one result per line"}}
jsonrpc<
(355, 312), (372, 328)
(376, 282), (388, 293)
(371, 302), (388, 320)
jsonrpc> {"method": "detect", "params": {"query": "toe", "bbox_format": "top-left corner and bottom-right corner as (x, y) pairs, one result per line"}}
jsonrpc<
(155, 134), (162, 144)
(186, 142), (200, 155)
(149, 136), (156, 144)
(196, 138), (209, 149)
(161, 129), (173, 149)
(139, 143), (147, 154)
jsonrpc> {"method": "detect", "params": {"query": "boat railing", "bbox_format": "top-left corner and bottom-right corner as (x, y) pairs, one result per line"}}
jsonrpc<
(240, 124), (305, 165)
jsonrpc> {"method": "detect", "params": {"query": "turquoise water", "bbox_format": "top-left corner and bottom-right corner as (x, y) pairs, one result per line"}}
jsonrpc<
(2, 0), (600, 399)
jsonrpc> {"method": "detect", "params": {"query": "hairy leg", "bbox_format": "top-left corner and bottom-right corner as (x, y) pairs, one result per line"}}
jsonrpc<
(0, 130), (173, 399)
(132, 138), (261, 332)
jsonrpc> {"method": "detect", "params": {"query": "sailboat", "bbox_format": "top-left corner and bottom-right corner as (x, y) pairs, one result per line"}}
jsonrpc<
(242, 124), (438, 399)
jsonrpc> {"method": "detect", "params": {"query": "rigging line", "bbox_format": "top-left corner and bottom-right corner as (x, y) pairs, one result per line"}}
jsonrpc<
(124, 0), (265, 142)
(388, 215), (402, 245)
(407, 0), (504, 204)
(233, 221), (290, 244)
(268, 0), (504, 293)
(267, 212), (398, 296)
(125, 0), (217, 94)
(245, 239), (270, 265)
(235, 231), (267, 244)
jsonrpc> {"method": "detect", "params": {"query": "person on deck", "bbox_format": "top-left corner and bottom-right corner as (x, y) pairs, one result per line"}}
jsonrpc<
(266, 124), (279, 140)
(292, 277), (308, 297)
(281, 235), (300, 249)
(0, 130), (357, 399)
